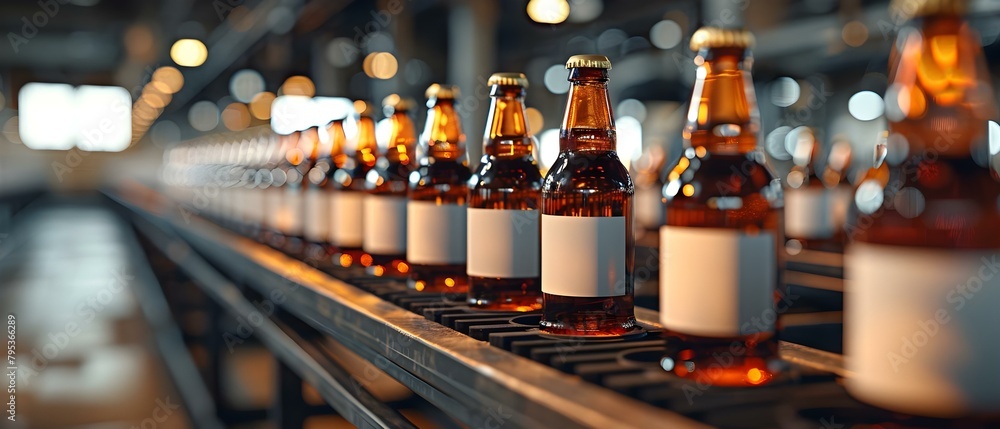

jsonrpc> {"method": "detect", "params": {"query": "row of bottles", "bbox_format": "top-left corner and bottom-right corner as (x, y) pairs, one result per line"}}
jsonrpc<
(162, 0), (998, 417)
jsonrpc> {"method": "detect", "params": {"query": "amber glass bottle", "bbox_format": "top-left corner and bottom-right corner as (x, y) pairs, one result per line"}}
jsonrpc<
(363, 95), (417, 277)
(821, 138), (853, 248)
(407, 84), (472, 293)
(659, 28), (783, 386)
(633, 146), (667, 245)
(328, 104), (380, 268)
(261, 131), (296, 246)
(540, 55), (637, 337)
(302, 120), (346, 262)
(846, 0), (1000, 417)
(783, 127), (836, 253)
(467, 73), (543, 311)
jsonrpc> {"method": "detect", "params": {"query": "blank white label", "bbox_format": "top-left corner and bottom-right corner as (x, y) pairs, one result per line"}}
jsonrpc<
(846, 243), (1000, 416)
(283, 188), (303, 236)
(407, 201), (467, 265)
(659, 226), (775, 337)
(330, 191), (364, 247)
(541, 215), (627, 297)
(635, 186), (665, 229)
(467, 208), (539, 278)
(785, 187), (833, 239)
(363, 195), (407, 255)
(302, 189), (328, 242)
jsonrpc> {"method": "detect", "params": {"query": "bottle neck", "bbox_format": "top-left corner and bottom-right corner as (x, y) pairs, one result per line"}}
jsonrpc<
(421, 98), (465, 161)
(386, 111), (416, 165)
(483, 85), (534, 158)
(354, 116), (379, 168)
(560, 68), (615, 152)
(887, 14), (997, 158)
(684, 47), (760, 155)
(326, 121), (347, 167)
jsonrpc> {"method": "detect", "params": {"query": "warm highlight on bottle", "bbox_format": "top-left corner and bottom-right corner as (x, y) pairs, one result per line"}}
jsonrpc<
(540, 55), (637, 337)
(659, 28), (783, 386)
(328, 103), (380, 268)
(468, 73), (543, 311)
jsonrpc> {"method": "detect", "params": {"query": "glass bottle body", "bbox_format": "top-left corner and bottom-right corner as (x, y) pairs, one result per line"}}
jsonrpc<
(329, 116), (379, 268)
(364, 110), (416, 277)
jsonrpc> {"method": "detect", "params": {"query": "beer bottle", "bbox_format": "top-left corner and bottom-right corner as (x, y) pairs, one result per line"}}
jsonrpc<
(262, 130), (299, 248)
(821, 137), (853, 248)
(468, 73), (543, 311)
(846, 0), (1000, 416)
(633, 145), (668, 245)
(329, 103), (380, 268)
(408, 84), (472, 293)
(540, 55), (637, 337)
(363, 95), (417, 277)
(302, 119), (346, 262)
(783, 127), (836, 253)
(659, 28), (783, 386)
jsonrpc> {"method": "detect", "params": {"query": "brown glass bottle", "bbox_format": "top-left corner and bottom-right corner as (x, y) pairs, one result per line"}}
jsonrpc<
(540, 55), (637, 337)
(467, 73), (543, 311)
(280, 126), (318, 255)
(783, 127), (838, 253)
(261, 130), (301, 249)
(363, 95), (417, 277)
(302, 120), (347, 263)
(821, 138), (853, 249)
(633, 146), (667, 246)
(328, 104), (380, 268)
(407, 84), (472, 294)
(846, 0), (1000, 417)
(659, 28), (783, 387)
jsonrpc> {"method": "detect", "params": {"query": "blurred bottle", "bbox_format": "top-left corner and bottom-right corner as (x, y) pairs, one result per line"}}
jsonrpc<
(325, 103), (380, 268)
(407, 84), (472, 293)
(467, 73), (543, 311)
(540, 55), (637, 337)
(783, 127), (838, 253)
(632, 145), (667, 245)
(261, 131), (299, 247)
(363, 96), (417, 277)
(821, 137), (854, 247)
(659, 28), (783, 386)
(846, 0), (1000, 417)
(302, 120), (346, 263)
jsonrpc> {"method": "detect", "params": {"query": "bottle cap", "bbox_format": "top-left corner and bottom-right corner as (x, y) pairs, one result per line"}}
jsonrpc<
(488, 72), (529, 88)
(425, 83), (460, 100)
(382, 94), (413, 113)
(891, 0), (967, 21)
(689, 27), (755, 51)
(565, 54), (612, 70)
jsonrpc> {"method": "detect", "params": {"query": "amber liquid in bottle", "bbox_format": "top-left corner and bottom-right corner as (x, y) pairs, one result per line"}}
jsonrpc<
(660, 41), (783, 386)
(329, 109), (380, 268)
(281, 127), (319, 255)
(468, 77), (543, 311)
(363, 100), (416, 277)
(845, 4), (1000, 416)
(408, 88), (472, 294)
(783, 127), (839, 253)
(540, 64), (637, 337)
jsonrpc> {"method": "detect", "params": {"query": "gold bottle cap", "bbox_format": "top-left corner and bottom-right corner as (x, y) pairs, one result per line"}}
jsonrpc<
(382, 94), (413, 113)
(488, 72), (529, 88)
(565, 54), (612, 70)
(689, 27), (755, 51)
(891, 0), (967, 21)
(425, 83), (460, 100)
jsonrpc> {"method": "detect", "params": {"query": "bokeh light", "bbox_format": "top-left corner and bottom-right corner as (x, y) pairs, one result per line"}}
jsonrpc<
(222, 103), (251, 131)
(250, 91), (276, 120)
(170, 38), (208, 67)
(189, 100), (220, 132)
(543, 64), (570, 94)
(229, 69), (265, 103)
(650, 20), (683, 49)
(527, 0), (569, 24)
(280, 76), (316, 97)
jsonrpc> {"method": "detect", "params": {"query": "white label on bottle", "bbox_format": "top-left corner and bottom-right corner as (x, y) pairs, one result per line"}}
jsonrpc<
(784, 187), (833, 239)
(541, 215), (627, 298)
(467, 208), (540, 278)
(330, 191), (364, 247)
(266, 187), (284, 231)
(845, 243), (1000, 416)
(302, 189), (328, 242)
(635, 186), (665, 230)
(282, 188), (303, 236)
(407, 201), (467, 264)
(659, 226), (775, 337)
(363, 195), (407, 255)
